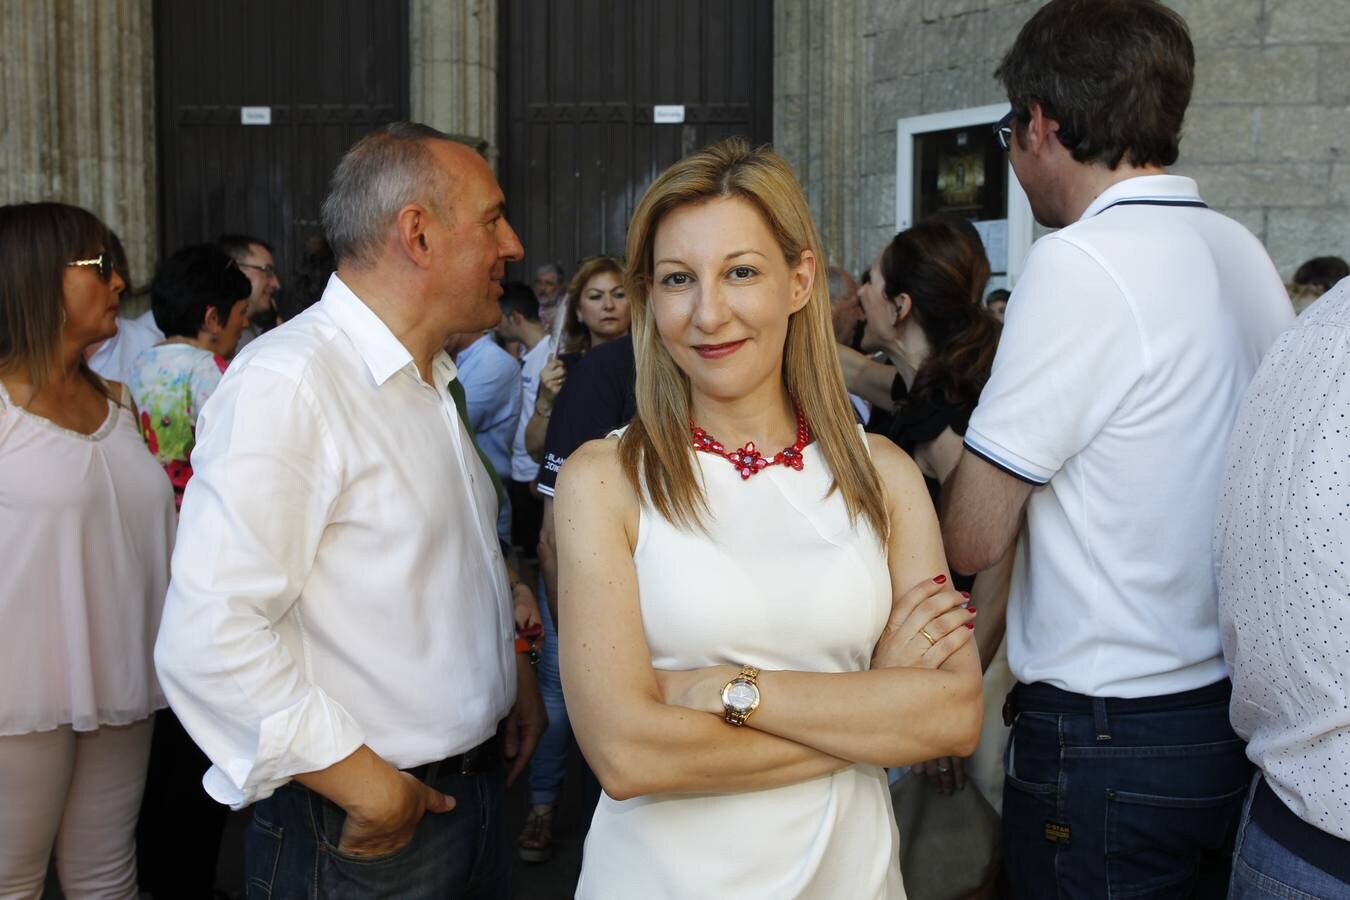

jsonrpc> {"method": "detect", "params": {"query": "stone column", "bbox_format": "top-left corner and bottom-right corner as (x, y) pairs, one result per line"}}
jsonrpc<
(410, 0), (499, 169)
(774, 0), (865, 271)
(0, 0), (157, 284)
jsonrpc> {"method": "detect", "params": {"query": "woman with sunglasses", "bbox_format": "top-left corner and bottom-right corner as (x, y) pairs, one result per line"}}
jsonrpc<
(0, 202), (175, 898)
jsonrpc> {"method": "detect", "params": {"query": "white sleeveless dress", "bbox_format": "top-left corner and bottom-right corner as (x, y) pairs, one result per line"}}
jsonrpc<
(577, 430), (905, 899)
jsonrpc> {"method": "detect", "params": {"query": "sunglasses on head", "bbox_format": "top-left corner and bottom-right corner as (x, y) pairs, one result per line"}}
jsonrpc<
(67, 253), (114, 282)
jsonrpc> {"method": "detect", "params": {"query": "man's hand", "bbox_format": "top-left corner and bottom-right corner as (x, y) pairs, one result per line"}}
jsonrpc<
(914, 755), (967, 795)
(504, 654), (548, 787)
(872, 575), (974, 670)
(295, 745), (455, 860)
(337, 769), (455, 857)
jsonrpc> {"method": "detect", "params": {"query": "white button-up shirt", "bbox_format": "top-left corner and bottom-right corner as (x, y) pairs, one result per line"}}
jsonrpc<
(155, 275), (516, 809)
(1215, 280), (1350, 840)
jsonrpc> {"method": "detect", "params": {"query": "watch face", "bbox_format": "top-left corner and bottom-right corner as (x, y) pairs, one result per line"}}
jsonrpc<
(726, 680), (758, 712)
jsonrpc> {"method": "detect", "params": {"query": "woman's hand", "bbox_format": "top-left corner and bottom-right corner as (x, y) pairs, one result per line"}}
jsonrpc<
(653, 665), (737, 715)
(872, 575), (974, 670)
(537, 355), (566, 406)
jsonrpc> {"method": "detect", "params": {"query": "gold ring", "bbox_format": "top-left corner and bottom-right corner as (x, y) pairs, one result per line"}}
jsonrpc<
(920, 628), (937, 646)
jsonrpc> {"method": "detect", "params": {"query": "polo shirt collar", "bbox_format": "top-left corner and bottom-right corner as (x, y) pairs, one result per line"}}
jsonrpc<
(1080, 174), (1203, 221)
(320, 274), (418, 386)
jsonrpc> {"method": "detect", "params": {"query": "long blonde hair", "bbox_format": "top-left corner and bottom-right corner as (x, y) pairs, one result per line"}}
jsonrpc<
(617, 139), (889, 540)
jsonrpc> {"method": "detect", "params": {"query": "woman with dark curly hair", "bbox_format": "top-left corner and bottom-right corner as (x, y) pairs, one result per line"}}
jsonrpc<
(857, 215), (1013, 896)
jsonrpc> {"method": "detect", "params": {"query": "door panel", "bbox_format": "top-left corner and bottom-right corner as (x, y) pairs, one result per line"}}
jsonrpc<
(154, 0), (409, 292)
(500, 0), (773, 277)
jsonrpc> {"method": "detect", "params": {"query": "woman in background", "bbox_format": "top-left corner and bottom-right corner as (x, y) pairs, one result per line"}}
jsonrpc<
(858, 216), (1014, 898)
(517, 255), (632, 862)
(0, 201), (175, 899)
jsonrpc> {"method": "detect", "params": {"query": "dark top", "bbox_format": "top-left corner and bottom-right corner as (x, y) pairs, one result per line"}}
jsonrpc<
(536, 335), (638, 496)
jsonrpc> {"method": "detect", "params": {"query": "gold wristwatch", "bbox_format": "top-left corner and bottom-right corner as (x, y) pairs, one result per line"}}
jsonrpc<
(721, 665), (761, 726)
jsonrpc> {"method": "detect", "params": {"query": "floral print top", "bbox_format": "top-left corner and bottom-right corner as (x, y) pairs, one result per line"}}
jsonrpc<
(127, 344), (228, 511)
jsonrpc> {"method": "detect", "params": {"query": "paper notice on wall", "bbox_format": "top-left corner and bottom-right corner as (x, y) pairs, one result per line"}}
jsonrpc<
(240, 106), (272, 125)
(973, 218), (1009, 274)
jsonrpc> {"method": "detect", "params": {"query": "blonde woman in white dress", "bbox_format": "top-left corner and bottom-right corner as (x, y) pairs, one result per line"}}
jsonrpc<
(554, 140), (984, 899)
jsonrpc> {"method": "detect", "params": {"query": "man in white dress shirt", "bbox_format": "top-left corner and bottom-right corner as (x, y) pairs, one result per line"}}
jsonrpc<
(155, 122), (545, 898)
(1215, 280), (1350, 898)
(939, 1), (1293, 896)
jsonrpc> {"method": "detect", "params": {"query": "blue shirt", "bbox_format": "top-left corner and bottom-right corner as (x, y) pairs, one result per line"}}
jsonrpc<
(455, 334), (521, 481)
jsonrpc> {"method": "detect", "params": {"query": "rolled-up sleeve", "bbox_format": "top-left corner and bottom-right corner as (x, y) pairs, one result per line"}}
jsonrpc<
(154, 363), (364, 808)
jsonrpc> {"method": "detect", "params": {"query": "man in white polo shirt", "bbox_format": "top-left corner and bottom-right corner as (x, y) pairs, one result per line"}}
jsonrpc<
(940, 2), (1294, 897)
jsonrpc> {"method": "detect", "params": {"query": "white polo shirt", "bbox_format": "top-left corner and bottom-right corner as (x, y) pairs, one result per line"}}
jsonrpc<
(965, 175), (1293, 698)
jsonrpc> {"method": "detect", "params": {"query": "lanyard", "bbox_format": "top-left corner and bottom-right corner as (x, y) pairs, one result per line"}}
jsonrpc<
(1093, 198), (1208, 216)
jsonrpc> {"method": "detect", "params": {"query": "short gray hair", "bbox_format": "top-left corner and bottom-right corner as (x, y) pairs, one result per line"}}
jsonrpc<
(534, 262), (564, 281)
(320, 122), (456, 269)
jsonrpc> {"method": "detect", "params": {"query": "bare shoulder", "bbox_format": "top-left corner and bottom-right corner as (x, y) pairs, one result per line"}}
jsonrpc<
(865, 432), (934, 519)
(554, 437), (640, 514)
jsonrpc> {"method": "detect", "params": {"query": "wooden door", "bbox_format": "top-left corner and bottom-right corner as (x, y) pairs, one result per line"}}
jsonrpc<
(154, 0), (409, 288)
(499, 0), (774, 277)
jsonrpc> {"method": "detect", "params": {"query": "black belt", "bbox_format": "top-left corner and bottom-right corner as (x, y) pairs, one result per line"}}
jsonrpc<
(1003, 679), (1233, 727)
(1251, 777), (1350, 883)
(405, 732), (503, 780)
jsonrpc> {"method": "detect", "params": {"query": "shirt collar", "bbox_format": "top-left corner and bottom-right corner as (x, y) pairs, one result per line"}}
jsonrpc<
(319, 274), (418, 387)
(1079, 174), (1203, 221)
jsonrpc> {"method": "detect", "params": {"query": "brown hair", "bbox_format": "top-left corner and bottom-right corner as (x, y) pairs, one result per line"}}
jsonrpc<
(995, 0), (1194, 169)
(0, 202), (114, 396)
(618, 139), (889, 540)
(879, 216), (1000, 414)
(559, 255), (625, 355)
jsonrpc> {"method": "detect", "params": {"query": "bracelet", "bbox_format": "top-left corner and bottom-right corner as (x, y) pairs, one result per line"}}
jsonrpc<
(514, 632), (542, 667)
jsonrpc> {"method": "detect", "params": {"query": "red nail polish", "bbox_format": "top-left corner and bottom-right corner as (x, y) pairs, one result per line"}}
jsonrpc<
(967, 606), (977, 613)
(961, 591), (970, 598)
(933, 574), (947, 584)
(965, 622), (976, 629)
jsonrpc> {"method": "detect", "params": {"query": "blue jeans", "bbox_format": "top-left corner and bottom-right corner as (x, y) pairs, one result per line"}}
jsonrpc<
(1229, 774), (1350, 899)
(244, 759), (508, 899)
(525, 580), (602, 821)
(1002, 680), (1252, 899)
(527, 581), (570, 807)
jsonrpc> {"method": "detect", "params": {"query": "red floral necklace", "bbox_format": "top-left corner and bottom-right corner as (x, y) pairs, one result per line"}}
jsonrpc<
(690, 402), (812, 480)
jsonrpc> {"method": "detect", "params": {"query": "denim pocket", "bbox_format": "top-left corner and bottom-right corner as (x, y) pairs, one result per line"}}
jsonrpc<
(1105, 781), (1248, 898)
(312, 791), (419, 868)
(244, 813), (284, 899)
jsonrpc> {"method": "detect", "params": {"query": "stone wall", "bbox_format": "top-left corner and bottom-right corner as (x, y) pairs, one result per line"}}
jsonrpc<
(0, 0), (158, 284)
(410, 0), (499, 169)
(776, 0), (1350, 279)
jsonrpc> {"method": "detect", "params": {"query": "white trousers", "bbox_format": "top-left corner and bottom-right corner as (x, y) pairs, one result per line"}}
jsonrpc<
(0, 719), (153, 900)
